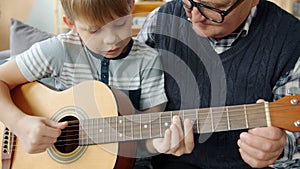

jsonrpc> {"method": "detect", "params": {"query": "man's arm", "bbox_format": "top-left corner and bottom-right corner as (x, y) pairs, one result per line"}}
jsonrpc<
(274, 56), (300, 167)
(136, 7), (159, 47)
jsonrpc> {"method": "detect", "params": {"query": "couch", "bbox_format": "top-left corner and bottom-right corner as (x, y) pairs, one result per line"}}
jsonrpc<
(0, 18), (55, 62)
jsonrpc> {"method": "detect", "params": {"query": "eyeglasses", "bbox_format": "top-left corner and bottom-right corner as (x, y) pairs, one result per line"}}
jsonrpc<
(183, 0), (244, 23)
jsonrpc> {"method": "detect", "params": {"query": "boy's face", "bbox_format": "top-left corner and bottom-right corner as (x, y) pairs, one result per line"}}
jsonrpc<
(74, 15), (132, 59)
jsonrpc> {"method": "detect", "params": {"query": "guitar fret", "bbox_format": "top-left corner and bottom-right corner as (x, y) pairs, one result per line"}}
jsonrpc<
(107, 117), (112, 142)
(86, 120), (89, 145)
(226, 106), (230, 130)
(93, 119), (96, 144)
(183, 109), (197, 133)
(159, 112), (162, 137)
(149, 113), (152, 139)
(131, 114), (140, 140)
(244, 105), (249, 128)
(139, 114), (142, 139)
(105, 118), (110, 143)
(102, 117), (105, 143)
(123, 116), (125, 141)
(131, 115), (134, 140)
(96, 118), (99, 144)
(125, 116), (133, 141)
(140, 113), (151, 140)
(89, 119), (92, 144)
(150, 113), (160, 138)
(117, 116), (123, 141)
(83, 120), (88, 145)
(198, 108), (211, 133)
(115, 116), (118, 142)
(160, 112), (171, 136)
(196, 109), (200, 133)
(108, 116), (117, 143)
(210, 108), (214, 132)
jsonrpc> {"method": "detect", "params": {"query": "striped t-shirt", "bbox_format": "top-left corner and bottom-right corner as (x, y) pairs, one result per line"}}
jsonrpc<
(16, 31), (167, 110)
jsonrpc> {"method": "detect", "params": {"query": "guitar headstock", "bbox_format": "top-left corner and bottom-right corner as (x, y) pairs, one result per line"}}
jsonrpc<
(269, 95), (300, 132)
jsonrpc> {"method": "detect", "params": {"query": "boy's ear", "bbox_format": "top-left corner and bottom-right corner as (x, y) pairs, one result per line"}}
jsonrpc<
(63, 15), (76, 32)
(131, 0), (135, 10)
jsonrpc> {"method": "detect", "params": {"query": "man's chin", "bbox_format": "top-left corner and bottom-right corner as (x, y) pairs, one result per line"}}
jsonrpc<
(192, 26), (209, 38)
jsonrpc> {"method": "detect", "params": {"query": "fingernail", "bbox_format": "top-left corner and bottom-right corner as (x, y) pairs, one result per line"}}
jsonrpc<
(237, 140), (242, 146)
(172, 116), (179, 122)
(240, 132), (248, 139)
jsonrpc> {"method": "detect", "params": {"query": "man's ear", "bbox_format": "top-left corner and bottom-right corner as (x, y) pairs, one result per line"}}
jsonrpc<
(251, 0), (260, 7)
(63, 15), (76, 32)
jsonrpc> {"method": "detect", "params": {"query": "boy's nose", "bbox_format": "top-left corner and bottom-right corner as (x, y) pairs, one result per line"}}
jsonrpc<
(103, 30), (119, 45)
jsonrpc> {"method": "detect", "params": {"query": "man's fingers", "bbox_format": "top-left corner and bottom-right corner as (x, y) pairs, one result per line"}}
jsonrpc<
(248, 127), (284, 140)
(184, 119), (194, 153)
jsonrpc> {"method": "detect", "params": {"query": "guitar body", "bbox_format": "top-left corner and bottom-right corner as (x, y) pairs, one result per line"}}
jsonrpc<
(0, 81), (136, 169)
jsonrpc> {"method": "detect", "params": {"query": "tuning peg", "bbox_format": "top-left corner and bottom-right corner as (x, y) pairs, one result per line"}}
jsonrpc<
(295, 120), (300, 127)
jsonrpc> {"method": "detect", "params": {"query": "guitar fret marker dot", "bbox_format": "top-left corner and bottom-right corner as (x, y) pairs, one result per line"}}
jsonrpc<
(99, 129), (103, 133)
(144, 124), (148, 128)
(164, 122), (168, 127)
(119, 133), (123, 137)
(119, 120), (122, 124)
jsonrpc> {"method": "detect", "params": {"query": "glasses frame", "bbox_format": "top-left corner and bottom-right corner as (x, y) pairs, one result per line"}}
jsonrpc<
(184, 0), (244, 23)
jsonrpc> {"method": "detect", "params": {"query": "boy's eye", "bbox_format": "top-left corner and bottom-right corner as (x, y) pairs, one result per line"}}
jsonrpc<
(114, 21), (126, 27)
(88, 29), (99, 33)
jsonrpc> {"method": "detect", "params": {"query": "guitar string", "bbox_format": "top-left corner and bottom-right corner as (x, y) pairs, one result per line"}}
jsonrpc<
(2, 103), (299, 148)
(58, 102), (298, 131)
(2, 103), (297, 138)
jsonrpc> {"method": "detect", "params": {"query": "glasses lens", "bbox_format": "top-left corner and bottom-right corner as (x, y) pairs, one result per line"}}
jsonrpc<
(199, 7), (223, 22)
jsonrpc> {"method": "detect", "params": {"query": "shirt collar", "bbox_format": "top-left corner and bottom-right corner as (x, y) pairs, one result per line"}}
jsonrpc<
(208, 6), (257, 52)
(87, 38), (134, 60)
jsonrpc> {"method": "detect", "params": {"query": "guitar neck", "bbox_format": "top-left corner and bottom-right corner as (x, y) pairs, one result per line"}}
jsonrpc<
(78, 102), (269, 145)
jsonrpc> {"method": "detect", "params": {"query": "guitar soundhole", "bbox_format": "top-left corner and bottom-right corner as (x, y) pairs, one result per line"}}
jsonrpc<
(55, 116), (79, 153)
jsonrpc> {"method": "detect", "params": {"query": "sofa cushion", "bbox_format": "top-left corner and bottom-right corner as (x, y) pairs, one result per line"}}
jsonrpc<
(10, 18), (54, 57)
(0, 50), (10, 60)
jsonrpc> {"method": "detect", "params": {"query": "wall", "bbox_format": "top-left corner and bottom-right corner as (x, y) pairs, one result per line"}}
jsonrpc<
(0, 0), (55, 51)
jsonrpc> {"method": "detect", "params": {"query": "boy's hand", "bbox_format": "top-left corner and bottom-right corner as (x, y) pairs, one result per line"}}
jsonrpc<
(14, 115), (68, 154)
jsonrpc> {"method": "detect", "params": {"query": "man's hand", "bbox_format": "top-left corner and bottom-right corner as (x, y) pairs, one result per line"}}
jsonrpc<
(238, 126), (286, 168)
(149, 116), (195, 156)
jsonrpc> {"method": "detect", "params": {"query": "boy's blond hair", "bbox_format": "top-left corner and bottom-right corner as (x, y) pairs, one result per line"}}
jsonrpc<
(60, 0), (132, 25)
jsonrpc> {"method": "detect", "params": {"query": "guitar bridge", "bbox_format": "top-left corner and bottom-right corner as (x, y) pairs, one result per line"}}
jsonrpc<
(2, 127), (15, 169)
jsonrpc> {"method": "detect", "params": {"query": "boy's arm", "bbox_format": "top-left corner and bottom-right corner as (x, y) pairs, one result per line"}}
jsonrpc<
(0, 59), (67, 154)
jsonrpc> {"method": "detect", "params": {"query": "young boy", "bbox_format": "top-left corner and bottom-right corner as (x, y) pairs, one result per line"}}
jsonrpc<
(0, 0), (167, 163)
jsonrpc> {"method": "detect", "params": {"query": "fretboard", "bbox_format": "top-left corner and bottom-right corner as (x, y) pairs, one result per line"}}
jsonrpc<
(79, 103), (269, 145)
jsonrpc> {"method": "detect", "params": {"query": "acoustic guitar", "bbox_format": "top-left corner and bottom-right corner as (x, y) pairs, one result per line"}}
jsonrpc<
(1, 80), (300, 169)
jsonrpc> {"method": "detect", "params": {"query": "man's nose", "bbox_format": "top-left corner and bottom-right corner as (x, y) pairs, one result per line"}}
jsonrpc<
(191, 6), (207, 22)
